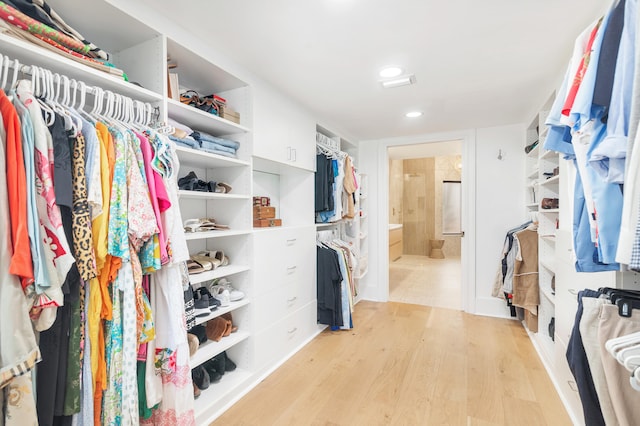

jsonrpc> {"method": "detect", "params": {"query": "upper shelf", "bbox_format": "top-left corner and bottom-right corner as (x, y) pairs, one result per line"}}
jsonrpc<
(526, 144), (540, 158)
(541, 149), (559, 160)
(168, 99), (250, 136)
(174, 146), (250, 169)
(540, 175), (559, 186)
(0, 32), (162, 103)
(47, 0), (161, 54)
(166, 37), (248, 95)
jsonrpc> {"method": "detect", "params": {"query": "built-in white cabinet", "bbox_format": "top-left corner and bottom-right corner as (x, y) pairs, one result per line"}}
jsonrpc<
(253, 84), (316, 171)
(252, 226), (320, 373)
(2, 1), (325, 423)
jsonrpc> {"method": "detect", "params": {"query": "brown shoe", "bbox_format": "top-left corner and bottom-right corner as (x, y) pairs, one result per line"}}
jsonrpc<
(206, 317), (228, 342)
(541, 198), (559, 209)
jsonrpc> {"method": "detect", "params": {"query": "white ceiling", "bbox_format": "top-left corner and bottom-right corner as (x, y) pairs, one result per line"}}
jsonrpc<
(149, 0), (606, 142)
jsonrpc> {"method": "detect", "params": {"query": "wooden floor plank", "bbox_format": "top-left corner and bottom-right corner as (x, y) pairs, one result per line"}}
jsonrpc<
(211, 301), (570, 425)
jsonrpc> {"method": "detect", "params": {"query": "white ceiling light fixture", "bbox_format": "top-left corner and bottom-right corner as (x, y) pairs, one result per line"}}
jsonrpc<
(379, 66), (403, 78)
(405, 111), (423, 118)
(380, 74), (416, 89)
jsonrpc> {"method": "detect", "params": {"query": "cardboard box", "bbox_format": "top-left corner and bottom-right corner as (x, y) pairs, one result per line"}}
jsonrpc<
(219, 105), (240, 124)
(253, 206), (276, 219)
(253, 196), (270, 207)
(253, 218), (282, 228)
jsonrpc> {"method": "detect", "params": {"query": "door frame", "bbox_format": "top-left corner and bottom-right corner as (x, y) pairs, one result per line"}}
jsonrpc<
(375, 129), (477, 313)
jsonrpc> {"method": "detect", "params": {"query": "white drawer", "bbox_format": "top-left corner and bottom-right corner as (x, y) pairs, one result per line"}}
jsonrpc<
(253, 301), (319, 372)
(254, 281), (301, 331)
(253, 227), (315, 295)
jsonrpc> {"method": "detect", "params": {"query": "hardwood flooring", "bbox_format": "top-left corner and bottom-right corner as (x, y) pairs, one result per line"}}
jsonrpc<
(389, 255), (461, 310)
(211, 301), (570, 426)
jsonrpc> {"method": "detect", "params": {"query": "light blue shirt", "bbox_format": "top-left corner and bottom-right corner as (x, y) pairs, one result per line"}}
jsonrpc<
(543, 63), (575, 157)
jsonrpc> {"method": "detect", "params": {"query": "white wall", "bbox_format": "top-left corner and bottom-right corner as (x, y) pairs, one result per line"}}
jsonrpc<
(473, 124), (527, 316)
(359, 123), (526, 318)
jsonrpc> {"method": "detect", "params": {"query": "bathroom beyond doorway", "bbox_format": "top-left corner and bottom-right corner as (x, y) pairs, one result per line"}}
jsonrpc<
(388, 141), (463, 310)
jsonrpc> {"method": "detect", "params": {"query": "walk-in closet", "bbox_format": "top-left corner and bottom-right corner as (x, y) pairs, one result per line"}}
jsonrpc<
(1, 1), (640, 425)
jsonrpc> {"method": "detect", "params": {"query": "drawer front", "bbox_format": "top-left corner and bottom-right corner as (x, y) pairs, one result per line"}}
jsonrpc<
(253, 301), (319, 372)
(282, 301), (318, 354)
(254, 281), (305, 332)
(253, 227), (315, 295)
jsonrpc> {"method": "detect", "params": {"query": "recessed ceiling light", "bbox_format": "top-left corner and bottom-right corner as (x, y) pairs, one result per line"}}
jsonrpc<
(380, 67), (403, 78)
(405, 111), (423, 118)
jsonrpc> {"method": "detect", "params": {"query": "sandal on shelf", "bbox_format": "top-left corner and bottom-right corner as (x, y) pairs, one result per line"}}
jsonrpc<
(198, 250), (229, 266)
(197, 218), (229, 231)
(187, 259), (205, 274)
(196, 251), (222, 269)
(214, 250), (229, 266)
(215, 182), (232, 193)
(190, 255), (216, 272)
(184, 218), (219, 233)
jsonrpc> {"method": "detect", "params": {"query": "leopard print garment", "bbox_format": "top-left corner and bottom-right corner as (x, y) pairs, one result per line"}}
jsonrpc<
(71, 133), (97, 282)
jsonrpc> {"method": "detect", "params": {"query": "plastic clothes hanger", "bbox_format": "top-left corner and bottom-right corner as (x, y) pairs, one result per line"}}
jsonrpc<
(606, 331), (640, 355)
(0, 56), (4, 91)
(0, 55), (10, 91)
(629, 366), (640, 391)
(29, 66), (55, 126)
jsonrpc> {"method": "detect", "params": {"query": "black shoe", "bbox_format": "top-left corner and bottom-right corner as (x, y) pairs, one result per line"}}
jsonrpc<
(191, 324), (207, 344)
(192, 365), (210, 390)
(222, 351), (236, 372)
(195, 287), (220, 311)
(203, 358), (223, 383)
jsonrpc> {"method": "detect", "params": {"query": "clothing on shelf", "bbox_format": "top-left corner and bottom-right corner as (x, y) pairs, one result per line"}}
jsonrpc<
(541, 0), (640, 272)
(0, 55), (195, 425)
(168, 118), (241, 158)
(566, 287), (640, 426)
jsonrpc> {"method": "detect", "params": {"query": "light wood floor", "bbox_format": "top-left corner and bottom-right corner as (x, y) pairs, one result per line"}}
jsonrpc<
(211, 301), (570, 426)
(389, 255), (461, 310)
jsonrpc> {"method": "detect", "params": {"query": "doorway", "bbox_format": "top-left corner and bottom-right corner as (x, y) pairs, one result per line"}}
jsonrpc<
(387, 141), (463, 310)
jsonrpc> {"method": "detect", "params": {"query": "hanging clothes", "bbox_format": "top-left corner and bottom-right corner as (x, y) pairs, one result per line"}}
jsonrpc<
(0, 54), (196, 425)
(566, 287), (640, 426)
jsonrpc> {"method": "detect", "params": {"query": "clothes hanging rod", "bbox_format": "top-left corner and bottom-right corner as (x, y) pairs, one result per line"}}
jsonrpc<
(0, 52), (156, 112)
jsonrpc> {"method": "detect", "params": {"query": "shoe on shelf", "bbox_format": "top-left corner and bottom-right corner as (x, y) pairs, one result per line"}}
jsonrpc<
(223, 351), (237, 372)
(191, 324), (207, 344)
(215, 182), (232, 193)
(193, 382), (201, 399)
(194, 286), (220, 311)
(203, 356), (224, 381)
(198, 250), (230, 266)
(205, 316), (230, 342)
(192, 365), (210, 390)
(210, 277), (244, 302)
(211, 286), (231, 307)
(187, 333), (199, 357)
(541, 197), (559, 209)
(193, 291), (212, 318)
(221, 312), (238, 335)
